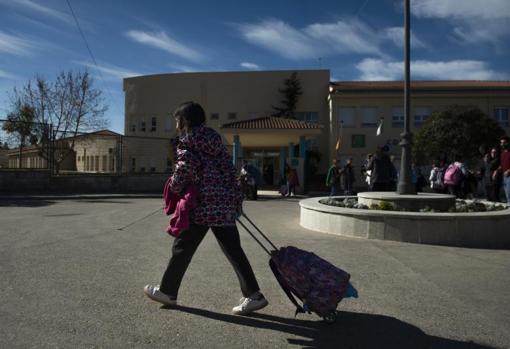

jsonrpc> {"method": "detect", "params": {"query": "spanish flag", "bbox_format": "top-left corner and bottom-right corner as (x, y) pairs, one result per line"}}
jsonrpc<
(376, 117), (384, 136)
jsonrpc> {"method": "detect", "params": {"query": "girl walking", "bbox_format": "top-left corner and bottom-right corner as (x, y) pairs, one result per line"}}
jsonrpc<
(144, 102), (268, 315)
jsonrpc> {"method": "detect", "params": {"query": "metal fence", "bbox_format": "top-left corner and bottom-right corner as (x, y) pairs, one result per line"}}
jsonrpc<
(0, 119), (172, 175)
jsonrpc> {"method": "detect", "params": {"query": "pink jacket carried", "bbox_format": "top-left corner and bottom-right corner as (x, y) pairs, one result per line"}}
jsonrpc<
(163, 177), (199, 237)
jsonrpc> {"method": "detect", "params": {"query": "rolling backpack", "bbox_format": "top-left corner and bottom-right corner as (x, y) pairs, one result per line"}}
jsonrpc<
(236, 213), (358, 323)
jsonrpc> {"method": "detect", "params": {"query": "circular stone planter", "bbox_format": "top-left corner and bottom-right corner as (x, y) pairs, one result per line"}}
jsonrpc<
(300, 197), (510, 249)
(357, 192), (456, 212)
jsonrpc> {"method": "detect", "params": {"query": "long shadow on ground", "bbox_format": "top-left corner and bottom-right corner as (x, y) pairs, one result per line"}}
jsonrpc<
(0, 199), (56, 207)
(163, 305), (497, 349)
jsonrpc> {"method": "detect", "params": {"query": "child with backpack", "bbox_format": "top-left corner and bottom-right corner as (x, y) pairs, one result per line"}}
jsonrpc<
(429, 161), (446, 194)
(144, 102), (268, 315)
(443, 160), (467, 198)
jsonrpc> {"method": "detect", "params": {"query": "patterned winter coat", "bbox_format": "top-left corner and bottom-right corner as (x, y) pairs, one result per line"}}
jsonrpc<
(168, 125), (243, 226)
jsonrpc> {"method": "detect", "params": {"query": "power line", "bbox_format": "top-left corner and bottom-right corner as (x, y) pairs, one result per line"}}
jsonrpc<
(354, 0), (370, 18)
(65, 0), (116, 106)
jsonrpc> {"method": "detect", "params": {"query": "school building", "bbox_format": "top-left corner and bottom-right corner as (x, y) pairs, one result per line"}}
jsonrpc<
(123, 70), (510, 187)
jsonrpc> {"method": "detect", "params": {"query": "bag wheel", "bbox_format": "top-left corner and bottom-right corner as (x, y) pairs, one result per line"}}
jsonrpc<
(322, 311), (337, 324)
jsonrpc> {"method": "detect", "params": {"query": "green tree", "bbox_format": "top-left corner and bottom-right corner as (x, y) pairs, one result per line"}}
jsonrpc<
(413, 106), (505, 166)
(272, 72), (303, 119)
(2, 105), (36, 168)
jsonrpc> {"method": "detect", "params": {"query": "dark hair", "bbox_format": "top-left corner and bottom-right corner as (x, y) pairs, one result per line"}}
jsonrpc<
(173, 101), (206, 129)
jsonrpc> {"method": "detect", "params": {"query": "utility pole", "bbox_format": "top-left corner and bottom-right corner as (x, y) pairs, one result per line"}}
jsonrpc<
(397, 0), (416, 195)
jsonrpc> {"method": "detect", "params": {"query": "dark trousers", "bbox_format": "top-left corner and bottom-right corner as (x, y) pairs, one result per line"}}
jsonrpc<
(160, 224), (260, 298)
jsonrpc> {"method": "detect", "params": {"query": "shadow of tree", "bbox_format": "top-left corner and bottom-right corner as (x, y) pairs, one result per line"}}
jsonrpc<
(163, 305), (496, 349)
(0, 199), (56, 207)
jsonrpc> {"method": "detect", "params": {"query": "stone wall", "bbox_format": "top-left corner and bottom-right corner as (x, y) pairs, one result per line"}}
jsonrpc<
(0, 170), (168, 193)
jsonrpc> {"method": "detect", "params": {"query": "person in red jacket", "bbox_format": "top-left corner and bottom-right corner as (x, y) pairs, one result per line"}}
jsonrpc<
(499, 135), (510, 204)
(144, 102), (268, 315)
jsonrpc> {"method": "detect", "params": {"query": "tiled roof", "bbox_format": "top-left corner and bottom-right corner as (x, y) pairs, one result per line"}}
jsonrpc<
(330, 80), (510, 92)
(221, 116), (323, 130)
(5, 129), (120, 155)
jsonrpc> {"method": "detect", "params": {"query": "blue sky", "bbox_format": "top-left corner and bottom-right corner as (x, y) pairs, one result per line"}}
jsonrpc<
(1, 0), (509, 133)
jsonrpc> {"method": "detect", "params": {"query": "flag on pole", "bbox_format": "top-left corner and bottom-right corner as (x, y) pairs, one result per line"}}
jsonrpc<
(376, 117), (384, 136)
(336, 120), (343, 152)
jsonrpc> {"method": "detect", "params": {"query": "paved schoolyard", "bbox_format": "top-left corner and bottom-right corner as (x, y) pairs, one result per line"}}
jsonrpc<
(0, 194), (509, 348)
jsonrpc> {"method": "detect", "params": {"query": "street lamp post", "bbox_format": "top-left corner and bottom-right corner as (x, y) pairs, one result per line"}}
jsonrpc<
(397, 0), (416, 195)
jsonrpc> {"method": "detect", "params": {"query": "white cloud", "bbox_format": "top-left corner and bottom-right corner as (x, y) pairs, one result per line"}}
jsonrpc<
(75, 61), (142, 81)
(126, 30), (204, 62)
(305, 18), (383, 56)
(237, 18), (427, 61)
(0, 69), (20, 80)
(167, 62), (198, 73)
(382, 27), (426, 49)
(237, 20), (320, 60)
(0, 31), (39, 56)
(411, 0), (510, 47)
(0, 0), (75, 26)
(240, 62), (261, 70)
(412, 0), (510, 19)
(356, 58), (505, 80)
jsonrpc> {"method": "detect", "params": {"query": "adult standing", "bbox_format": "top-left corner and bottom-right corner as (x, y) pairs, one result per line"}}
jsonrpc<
(342, 157), (355, 195)
(144, 102), (268, 315)
(326, 159), (341, 196)
(286, 167), (299, 196)
(480, 148), (501, 201)
(499, 136), (510, 204)
(367, 146), (396, 191)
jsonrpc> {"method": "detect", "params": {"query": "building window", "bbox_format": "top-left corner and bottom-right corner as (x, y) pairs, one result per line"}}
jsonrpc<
(140, 167), (146, 173)
(361, 108), (378, 127)
(151, 116), (157, 132)
(150, 167), (156, 172)
(102, 155), (107, 172)
(165, 119), (172, 132)
(140, 120), (146, 132)
(414, 107), (431, 127)
(77, 156), (81, 162)
(228, 112), (236, 120)
(338, 107), (355, 127)
(494, 107), (509, 127)
(392, 107), (404, 127)
(130, 124), (136, 133)
(131, 158), (136, 172)
(295, 112), (319, 123)
(352, 134), (366, 148)
(210, 113), (219, 120)
(95, 156), (100, 171)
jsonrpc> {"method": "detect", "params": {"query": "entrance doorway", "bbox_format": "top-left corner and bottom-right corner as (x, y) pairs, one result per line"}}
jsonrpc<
(243, 149), (281, 188)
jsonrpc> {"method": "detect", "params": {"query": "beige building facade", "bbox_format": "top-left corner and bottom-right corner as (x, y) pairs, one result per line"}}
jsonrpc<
(123, 70), (331, 185)
(123, 70), (510, 188)
(329, 81), (510, 184)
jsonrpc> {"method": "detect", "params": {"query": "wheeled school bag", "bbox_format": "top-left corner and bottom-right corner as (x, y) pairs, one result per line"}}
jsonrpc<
(236, 213), (358, 323)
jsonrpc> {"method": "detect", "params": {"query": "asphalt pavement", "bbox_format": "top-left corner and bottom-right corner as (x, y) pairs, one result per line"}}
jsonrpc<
(0, 193), (509, 348)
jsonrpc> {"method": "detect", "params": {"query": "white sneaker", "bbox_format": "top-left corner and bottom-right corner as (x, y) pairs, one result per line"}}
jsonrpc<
(144, 285), (177, 306)
(232, 292), (268, 315)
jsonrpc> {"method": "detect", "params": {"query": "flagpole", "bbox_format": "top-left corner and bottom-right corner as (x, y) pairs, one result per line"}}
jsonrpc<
(397, 0), (415, 195)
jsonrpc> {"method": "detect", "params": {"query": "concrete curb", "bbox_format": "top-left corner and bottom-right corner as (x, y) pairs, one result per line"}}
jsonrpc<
(300, 196), (510, 249)
(0, 193), (163, 200)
